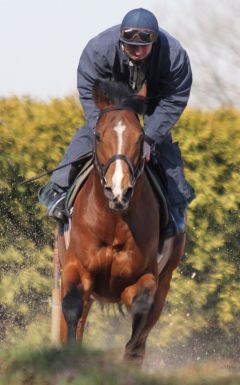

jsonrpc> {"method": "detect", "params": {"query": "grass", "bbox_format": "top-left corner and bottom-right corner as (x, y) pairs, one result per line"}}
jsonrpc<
(0, 343), (240, 385)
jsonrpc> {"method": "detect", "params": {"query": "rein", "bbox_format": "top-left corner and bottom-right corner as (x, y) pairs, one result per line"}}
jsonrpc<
(18, 152), (93, 186)
(94, 106), (145, 187)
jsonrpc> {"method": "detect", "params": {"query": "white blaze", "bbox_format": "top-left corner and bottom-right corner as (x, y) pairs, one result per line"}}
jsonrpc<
(112, 121), (126, 198)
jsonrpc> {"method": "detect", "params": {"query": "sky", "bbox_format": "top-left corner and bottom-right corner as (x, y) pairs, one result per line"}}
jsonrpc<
(0, 0), (238, 107)
(0, 0), (161, 100)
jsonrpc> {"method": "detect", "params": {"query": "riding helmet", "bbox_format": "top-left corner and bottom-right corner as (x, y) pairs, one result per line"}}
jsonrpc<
(120, 8), (159, 45)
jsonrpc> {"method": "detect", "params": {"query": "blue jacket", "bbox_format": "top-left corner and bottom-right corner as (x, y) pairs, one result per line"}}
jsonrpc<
(77, 25), (192, 145)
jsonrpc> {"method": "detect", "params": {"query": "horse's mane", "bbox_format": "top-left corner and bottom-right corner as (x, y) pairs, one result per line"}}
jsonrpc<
(94, 80), (146, 115)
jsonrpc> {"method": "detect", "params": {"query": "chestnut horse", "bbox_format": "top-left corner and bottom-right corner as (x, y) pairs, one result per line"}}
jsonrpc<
(58, 80), (185, 365)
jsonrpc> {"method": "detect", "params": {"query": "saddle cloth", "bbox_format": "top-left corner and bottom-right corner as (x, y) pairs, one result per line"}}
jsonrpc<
(65, 158), (93, 217)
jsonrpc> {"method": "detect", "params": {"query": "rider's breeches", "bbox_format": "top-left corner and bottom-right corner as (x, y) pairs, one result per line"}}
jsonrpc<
(51, 124), (195, 208)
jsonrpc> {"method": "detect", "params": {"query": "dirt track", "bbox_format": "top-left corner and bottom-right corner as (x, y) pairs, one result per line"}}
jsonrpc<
(143, 347), (240, 376)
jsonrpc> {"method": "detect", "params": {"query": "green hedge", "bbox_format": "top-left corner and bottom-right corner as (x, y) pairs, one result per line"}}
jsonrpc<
(0, 96), (239, 345)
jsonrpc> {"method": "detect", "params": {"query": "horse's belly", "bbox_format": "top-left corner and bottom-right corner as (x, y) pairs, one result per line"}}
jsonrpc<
(93, 272), (123, 302)
(91, 291), (120, 303)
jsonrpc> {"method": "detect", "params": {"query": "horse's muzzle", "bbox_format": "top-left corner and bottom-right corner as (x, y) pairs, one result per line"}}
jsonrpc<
(104, 186), (134, 211)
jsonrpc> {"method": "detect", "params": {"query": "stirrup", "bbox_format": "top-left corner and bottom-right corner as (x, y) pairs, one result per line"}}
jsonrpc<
(38, 182), (68, 223)
(48, 193), (68, 223)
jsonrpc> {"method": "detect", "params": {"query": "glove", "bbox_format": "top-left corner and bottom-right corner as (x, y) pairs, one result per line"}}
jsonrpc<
(143, 141), (151, 162)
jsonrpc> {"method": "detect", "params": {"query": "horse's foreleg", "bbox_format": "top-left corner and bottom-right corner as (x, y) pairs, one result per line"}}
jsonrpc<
(124, 269), (173, 364)
(124, 234), (186, 364)
(121, 273), (157, 310)
(121, 273), (157, 365)
(61, 263), (83, 344)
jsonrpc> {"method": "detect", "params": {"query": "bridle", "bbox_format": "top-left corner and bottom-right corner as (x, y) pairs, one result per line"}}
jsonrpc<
(94, 106), (145, 188)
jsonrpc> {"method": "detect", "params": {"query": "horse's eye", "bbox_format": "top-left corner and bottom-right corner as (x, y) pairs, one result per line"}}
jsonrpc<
(95, 133), (101, 142)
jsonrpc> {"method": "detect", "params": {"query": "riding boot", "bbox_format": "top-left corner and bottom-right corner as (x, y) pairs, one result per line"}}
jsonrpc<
(38, 182), (68, 223)
(39, 152), (93, 223)
(161, 205), (186, 240)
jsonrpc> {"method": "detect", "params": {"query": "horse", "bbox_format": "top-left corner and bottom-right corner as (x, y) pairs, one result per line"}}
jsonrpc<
(56, 79), (185, 365)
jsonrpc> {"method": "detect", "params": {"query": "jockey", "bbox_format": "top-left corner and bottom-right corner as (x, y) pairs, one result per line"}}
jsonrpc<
(39, 8), (195, 238)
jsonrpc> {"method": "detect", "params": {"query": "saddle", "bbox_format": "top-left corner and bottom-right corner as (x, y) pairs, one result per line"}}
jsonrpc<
(65, 157), (93, 217)
(65, 158), (169, 230)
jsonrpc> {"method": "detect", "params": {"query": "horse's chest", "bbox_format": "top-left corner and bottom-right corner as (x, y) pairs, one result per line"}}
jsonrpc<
(83, 217), (147, 279)
(92, 245), (143, 298)
(102, 242), (144, 279)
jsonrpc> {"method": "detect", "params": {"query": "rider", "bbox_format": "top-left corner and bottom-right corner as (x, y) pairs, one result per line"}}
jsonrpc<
(39, 8), (195, 237)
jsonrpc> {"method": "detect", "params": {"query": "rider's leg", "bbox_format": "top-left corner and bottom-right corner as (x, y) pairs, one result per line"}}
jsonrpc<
(154, 134), (195, 238)
(38, 124), (94, 222)
(161, 204), (187, 239)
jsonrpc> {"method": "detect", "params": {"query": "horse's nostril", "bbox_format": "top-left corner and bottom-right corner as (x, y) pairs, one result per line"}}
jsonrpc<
(123, 187), (134, 202)
(104, 186), (114, 200)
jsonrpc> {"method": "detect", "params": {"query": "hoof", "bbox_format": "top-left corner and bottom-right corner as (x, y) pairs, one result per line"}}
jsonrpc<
(123, 352), (143, 367)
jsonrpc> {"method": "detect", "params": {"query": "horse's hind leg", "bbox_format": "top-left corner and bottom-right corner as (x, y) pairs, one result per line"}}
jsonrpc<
(61, 264), (83, 344)
(62, 285), (83, 344)
(76, 297), (93, 342)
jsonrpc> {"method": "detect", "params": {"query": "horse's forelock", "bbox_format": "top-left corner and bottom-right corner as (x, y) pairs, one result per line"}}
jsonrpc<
(94, 80), (146, 114)
(101, 81), (132, 103)
(122, 96), (146, 115)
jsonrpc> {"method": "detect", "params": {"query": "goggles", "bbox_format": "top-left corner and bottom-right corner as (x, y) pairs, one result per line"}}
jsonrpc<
(120, 29), (156, 45)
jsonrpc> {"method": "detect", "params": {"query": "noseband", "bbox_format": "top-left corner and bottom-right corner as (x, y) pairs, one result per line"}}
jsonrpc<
(94, 106), (145, 187)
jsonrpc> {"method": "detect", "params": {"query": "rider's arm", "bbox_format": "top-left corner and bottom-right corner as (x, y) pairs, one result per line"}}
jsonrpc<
(77, 37), (111, 129)
(144, 47), (192, 145)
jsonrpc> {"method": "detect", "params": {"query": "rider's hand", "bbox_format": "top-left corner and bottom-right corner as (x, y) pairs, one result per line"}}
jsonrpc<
(143, 141), (151, 162)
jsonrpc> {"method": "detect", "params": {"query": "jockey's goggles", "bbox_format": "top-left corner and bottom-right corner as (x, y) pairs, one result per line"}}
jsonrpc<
(120, 28), (157, 45)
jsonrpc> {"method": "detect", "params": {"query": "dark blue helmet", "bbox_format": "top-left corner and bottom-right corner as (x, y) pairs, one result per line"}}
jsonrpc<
(120, 8), (159, 45)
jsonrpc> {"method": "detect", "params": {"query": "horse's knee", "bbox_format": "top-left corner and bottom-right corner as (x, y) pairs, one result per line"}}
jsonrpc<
(121, 273), (157, 310)
(62, 286), (83, 331)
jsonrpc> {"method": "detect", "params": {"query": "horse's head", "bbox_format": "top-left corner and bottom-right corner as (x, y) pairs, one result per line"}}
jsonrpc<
(93, 80), (146, 211)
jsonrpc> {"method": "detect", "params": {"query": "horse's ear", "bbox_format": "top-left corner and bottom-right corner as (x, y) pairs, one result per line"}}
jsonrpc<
(137, 81), (147, 98)
(93, 80), (112, 110)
